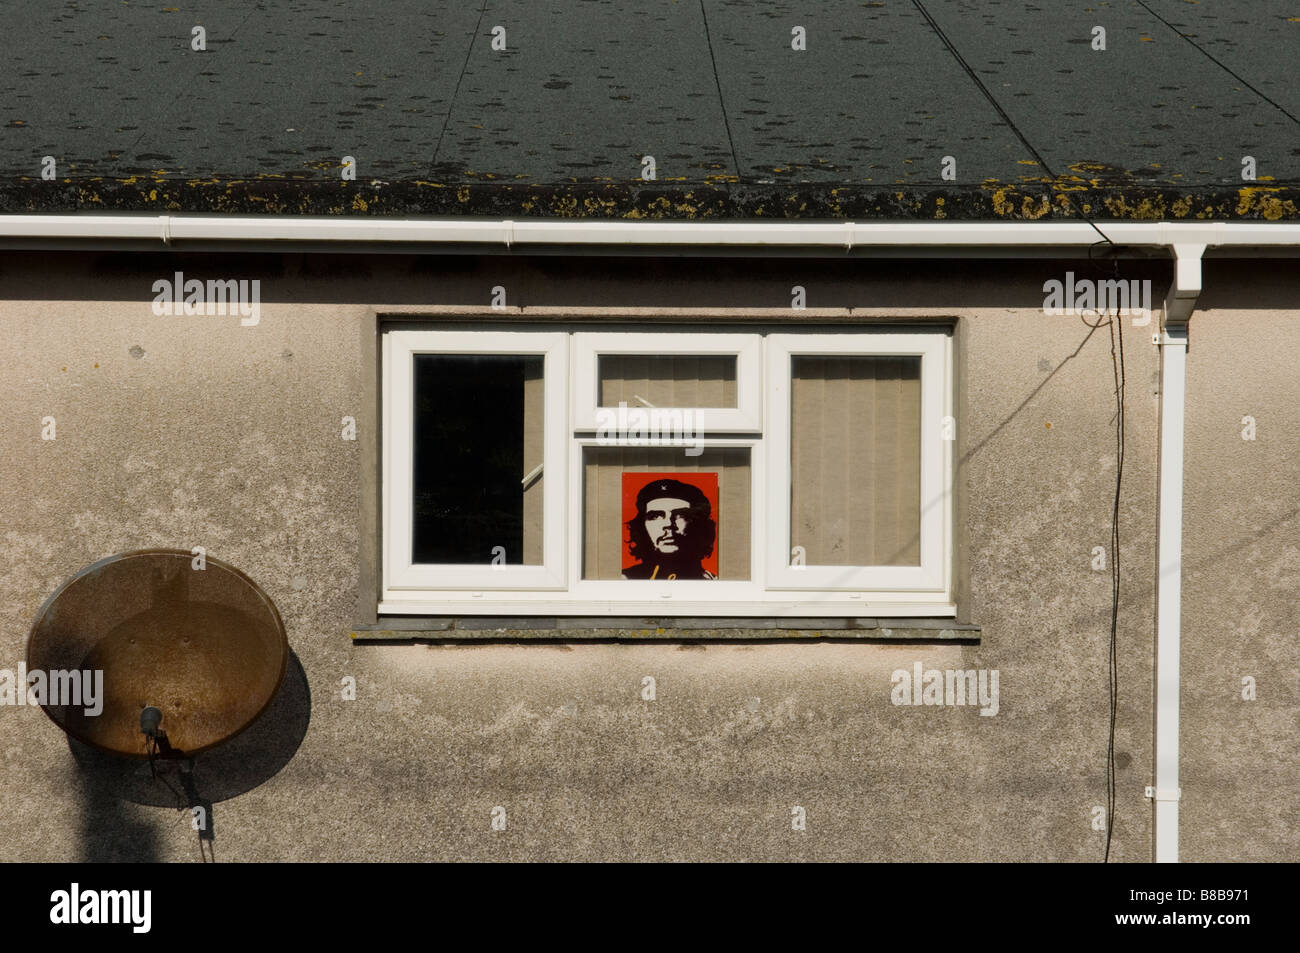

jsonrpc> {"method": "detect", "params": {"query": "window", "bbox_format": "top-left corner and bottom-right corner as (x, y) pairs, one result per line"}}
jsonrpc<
(382, 331), (568, 591)
(382, 327), (953, 616)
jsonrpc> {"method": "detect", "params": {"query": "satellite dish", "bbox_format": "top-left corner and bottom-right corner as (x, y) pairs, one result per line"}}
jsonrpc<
(27, 550), (288, 759)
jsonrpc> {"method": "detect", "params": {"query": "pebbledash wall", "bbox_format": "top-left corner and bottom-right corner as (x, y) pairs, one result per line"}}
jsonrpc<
(0, 250), (1294, 862)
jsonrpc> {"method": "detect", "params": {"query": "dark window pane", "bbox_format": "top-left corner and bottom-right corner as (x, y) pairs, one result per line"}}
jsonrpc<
(412, 354), (543, 564)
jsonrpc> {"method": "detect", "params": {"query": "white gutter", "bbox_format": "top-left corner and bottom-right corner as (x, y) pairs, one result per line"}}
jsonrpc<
(2, 215), (1300, 249)
(1148, 244), (1202, 863)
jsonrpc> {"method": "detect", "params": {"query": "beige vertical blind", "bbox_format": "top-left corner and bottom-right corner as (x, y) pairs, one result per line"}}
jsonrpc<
(583, 447), (750, 579)
(790, 356), (921, 566)
(598, 355), (738, 409)
(522, 360), (545, 564)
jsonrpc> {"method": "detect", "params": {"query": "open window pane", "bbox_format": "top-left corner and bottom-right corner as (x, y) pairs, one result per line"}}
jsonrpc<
(582, 447), (751, 580)
(598, 355), (738, 409)
(412, 354), (544, 564)
(790, 356), (922, 566)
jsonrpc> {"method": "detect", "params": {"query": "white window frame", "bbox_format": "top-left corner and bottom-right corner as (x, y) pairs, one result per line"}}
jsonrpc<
(380, 327), (954, 617)
(572, 332), (763, 433)
(764, 332), (952, 598)
(568, 435), (765, 605)
(382, 330), (568, 592)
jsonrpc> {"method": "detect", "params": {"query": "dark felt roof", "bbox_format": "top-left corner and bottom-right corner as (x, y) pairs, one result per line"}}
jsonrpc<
(2, 0), (1298, 220)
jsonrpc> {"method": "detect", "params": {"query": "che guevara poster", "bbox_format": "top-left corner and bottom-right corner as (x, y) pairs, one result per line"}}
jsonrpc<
(620, 472), (719, 580)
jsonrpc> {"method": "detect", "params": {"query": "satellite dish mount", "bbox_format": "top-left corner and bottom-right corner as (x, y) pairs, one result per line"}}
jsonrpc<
(140, 705), (192, 777)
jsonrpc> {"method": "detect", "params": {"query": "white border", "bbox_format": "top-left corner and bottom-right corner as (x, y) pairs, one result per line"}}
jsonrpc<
(383, 330), (568, 591)
(568, 436), (765, 601)
(572, 332), (763, 432)
(381, 327), (954, 615)
(377, 597), (956, 617)
(764, 332), (952, 596)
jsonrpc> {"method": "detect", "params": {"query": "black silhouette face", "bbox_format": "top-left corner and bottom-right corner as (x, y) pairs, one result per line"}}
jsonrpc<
(643, 496), (693, 555)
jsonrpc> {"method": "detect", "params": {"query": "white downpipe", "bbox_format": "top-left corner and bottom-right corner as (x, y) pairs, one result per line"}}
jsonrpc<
(1154, 326), (1187, 862)
(2, 215), (1300, 249)
(1151, 244), (1202, 862)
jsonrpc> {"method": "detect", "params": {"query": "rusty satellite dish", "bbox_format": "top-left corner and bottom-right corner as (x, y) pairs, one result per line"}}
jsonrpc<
(27, 550), (288, 759)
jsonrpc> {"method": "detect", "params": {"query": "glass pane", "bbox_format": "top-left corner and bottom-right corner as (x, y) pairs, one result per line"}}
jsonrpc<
(598, 355), (738, 408)
(412, 354), (544, 565)
(582, 447), (750, 580)
(790, 356), (921, 566)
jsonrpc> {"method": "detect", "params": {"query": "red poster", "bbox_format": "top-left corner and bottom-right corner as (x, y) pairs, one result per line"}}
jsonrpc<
(621, 473), (719, 580)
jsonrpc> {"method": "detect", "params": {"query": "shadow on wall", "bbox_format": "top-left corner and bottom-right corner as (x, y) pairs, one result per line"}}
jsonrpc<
(70, 651), (311, 862)
(0, 251), (1189, 312)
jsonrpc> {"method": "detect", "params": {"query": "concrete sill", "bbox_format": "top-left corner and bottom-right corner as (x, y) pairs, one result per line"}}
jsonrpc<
(350, 617), (981, 643)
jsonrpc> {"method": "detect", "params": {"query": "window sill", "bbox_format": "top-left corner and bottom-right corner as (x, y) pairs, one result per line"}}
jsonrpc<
(350, 616), (980, 642)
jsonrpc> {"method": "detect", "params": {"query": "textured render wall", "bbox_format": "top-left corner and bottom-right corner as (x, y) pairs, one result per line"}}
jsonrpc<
(0, 252), (1159, 861)
(1180, 261), (1300, 862)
